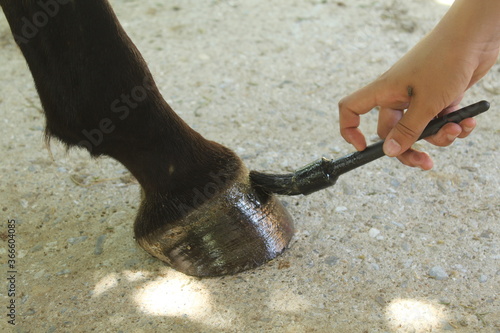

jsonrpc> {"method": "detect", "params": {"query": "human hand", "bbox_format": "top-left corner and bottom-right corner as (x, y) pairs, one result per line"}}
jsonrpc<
(338, 0), (500, 170)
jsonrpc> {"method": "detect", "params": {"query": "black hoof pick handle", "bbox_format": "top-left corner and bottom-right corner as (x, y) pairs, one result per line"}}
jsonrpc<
(250, 100), (490, 196)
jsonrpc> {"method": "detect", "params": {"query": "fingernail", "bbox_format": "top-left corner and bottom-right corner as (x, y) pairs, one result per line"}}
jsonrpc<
(463, 126), (473, 133)
(446, 134), (457, 141)
(384, 139), (401, 156)
(410, 153), (426, 170)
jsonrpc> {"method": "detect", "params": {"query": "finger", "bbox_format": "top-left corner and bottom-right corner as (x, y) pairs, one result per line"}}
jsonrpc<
(341, 127), (367, 151)
(425, 122), (462, 146)
(383, 97), (442, 157)
(338, 85), (379, 150)
(338, 99), (366, 151)
(339, 82), (411, 150)
(395, 148), (434, 170)
(457, 117), (476, 138)
(434, 96), (474, 141)
(424, 116), (476, 146)
(377, 106), (406, 139)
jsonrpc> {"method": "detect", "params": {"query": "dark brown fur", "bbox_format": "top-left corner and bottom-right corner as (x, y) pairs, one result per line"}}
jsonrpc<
(0, 0), (242, 240)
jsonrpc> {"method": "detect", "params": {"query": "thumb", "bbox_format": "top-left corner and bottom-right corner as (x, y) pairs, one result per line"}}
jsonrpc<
(383, 100), (438, 157)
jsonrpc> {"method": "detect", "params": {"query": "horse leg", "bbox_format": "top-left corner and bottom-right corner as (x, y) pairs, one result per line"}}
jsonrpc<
(0, 0), (294, 276)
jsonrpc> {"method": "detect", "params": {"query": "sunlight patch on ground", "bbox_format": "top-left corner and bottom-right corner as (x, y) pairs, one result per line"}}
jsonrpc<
(93, 270), (148, 296)
(134, 272), (210, 317)
(93, 273), (119, 296)
(92, 269), (231, 329)
(122, 270), (148, 282)
(386, 299), (447, 332)
(132, 270), (231, 329)
(435, 0), (454, 6)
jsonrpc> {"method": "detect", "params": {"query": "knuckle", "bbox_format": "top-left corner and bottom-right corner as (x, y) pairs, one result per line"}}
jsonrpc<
(338, 98), (347, 110)
(394, 120), (419, 139)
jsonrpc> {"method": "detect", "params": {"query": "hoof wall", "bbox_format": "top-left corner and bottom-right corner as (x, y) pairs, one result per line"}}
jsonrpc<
(135, 172), (294, 277)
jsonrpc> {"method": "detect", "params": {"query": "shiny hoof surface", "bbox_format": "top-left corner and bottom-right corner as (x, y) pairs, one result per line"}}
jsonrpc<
(135, 172), (294, 277)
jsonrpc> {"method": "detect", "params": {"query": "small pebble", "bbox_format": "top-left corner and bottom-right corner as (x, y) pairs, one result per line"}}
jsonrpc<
(390, 221), (405, 229)
(461, 166), (478, 172)
(331, 146), (341, 153)
(21, 295), (29, 304)
(94, 234), (106, 255)
(405, 198), (416, 204)
(24, 309), (36, 316)
(375, 296), (385, 306)
(390, 178), (400, 187)
(369, 228), (380, 238)
(30, 244), (43, 253)
(429, 266), (449, 280)
(479, 275), (488, 283)
(44, 241), (58, 251)
(403, 259), (413, 269)
(198, 53), (210, 61)
(480, 230), (492, 238)
(439, 297), (451, 305)
(437, 180), (448, 194)
(324, 256), (339, 266)
(401, 242), (411, 252)
(335, 206), (348, 212)
(67, 236), (88, 245)
(124, 258), (141, 268)
(34, 270), (45, 279)
(56, 269), (71, 276)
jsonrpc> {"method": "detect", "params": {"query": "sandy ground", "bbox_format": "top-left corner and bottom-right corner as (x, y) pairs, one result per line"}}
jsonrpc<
(1, 0), (499, 332)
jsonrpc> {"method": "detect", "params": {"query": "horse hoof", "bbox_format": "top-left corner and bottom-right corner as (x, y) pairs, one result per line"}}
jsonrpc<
(134, 168), (294, 277)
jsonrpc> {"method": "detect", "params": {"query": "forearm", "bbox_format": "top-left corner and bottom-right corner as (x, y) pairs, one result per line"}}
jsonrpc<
(434, 0), (500, 50)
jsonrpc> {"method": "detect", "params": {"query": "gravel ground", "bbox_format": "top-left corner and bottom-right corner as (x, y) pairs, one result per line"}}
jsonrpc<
(1, 0), (499, 332)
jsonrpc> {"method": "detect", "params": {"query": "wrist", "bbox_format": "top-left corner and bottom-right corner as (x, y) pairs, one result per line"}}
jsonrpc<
(436, 0), (500, 48)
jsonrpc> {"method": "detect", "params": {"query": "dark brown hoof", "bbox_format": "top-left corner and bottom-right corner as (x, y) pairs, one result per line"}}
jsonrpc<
(134, 169), (294, 277)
